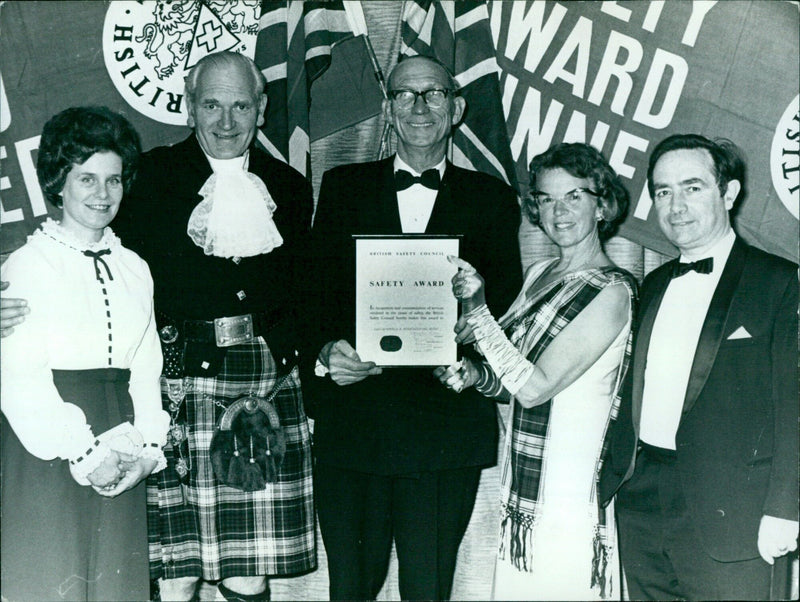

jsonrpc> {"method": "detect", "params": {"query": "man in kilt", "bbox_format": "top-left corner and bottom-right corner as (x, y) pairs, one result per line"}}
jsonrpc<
(113, 51), (315, 601)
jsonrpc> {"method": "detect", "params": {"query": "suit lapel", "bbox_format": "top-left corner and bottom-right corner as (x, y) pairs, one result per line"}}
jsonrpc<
(162, 136), (213, 225)
(681, 238), (748, 414)
(632, 265), (672, 432)
(425, 161), (455, 233)
(376, 158), (403, 233)
(247, 143), (268, 178)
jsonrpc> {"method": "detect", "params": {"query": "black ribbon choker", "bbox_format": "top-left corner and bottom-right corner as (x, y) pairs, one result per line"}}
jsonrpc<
(83, 249), (114, 282)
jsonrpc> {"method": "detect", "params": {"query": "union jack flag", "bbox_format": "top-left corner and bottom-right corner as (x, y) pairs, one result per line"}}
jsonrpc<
(401, 0), (518, 190)
(254, 1), (352, 176)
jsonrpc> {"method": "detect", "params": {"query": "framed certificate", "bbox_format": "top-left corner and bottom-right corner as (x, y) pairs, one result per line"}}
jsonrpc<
(354, 235), (460, 367)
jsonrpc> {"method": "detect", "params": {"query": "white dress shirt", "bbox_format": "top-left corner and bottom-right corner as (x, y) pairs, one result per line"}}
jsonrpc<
(394, 155), (445, 233)
(639, 230), (736, 449)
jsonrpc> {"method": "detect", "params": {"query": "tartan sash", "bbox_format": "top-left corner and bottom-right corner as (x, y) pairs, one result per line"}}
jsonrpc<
(496, 261), (636, 595)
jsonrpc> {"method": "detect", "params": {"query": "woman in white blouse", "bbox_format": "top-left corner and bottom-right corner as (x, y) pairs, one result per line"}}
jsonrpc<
(0, 106), (169, 601)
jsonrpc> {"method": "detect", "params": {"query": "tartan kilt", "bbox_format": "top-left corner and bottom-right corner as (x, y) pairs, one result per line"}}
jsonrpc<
(146, 338), (315, 581)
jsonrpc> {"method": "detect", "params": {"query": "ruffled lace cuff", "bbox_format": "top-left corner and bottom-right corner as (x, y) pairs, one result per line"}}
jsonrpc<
(139, 443), (167, 473)
(69, 440), (113, 486)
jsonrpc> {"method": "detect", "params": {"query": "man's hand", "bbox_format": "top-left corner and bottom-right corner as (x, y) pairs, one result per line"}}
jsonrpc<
(1, 281), (29, 337)
(757, 514), (799, 564)
(453, 315), (476, 345)
(319, 340), (382, 386)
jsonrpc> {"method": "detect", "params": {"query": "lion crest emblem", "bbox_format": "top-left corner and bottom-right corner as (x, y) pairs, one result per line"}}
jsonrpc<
(103, 1), (260, 125)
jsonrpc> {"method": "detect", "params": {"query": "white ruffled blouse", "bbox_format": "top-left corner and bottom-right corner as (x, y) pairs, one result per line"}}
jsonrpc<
(0, 219), (169, 463)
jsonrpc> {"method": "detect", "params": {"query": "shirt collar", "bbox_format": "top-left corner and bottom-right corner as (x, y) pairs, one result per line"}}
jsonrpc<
(680, 229), (736, 272)
(394, 155), (446, 178)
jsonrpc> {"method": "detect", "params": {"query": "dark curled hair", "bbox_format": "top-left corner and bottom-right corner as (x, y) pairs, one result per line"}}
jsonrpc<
(647, 134), (746, 203)
(36, 106), (141, 208)
(525, 142), (630, 241)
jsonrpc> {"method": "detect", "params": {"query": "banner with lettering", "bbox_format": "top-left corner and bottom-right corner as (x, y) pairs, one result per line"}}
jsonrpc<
(489, 0), (799, 260)
(0, 1), (195, 254)
(2, 1), (798, 262)
(0, 0), (354, 255)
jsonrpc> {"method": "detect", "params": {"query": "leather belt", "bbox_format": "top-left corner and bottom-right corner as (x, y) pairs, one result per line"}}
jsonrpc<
(182, 309), (284, 348)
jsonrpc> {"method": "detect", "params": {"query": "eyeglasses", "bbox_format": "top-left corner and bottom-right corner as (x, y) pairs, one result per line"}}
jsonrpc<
(529, 187), (599, 209)
(389, 88), (452, 109)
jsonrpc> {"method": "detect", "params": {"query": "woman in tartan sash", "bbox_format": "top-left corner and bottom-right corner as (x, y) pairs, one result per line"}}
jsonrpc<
(436, 143), (637, 600)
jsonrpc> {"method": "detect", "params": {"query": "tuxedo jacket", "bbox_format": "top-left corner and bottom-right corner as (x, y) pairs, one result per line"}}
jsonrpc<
(600, 238), (799, 561)
(114, 135), (313, 371)
(303, 157), (522, 475)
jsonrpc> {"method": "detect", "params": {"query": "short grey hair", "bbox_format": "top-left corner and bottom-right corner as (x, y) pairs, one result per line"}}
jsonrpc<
(388, 54), (460, 92)
(184, 51), (266, 100)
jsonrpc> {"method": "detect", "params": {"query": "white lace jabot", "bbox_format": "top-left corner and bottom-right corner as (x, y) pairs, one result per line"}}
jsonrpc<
(187, 151), (284, 259)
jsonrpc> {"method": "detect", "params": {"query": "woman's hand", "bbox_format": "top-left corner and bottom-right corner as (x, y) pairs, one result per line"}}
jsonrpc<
(433, 358), (480, 393)
(85, 449), (126, 488)
(448, 256), (486, 313)
(94, 455), (158, 497)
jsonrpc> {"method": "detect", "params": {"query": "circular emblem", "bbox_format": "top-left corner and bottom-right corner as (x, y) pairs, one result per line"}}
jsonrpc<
(770, 94), (800, 220)
(103, 1), (259, 125)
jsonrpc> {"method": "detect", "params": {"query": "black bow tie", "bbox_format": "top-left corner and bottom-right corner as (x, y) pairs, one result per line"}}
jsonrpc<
(670, 257), (713, 278)
(395, 169), (440, 191)
(83, 249), (114, 282)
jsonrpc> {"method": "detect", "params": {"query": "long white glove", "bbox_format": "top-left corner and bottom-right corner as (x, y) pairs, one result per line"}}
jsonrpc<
(465, 304), (535, 396)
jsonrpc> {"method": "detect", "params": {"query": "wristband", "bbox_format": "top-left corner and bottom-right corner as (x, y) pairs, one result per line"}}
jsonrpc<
(473, 361), (506, 398)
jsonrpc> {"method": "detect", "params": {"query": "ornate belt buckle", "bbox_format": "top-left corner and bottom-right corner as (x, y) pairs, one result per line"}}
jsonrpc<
(214, 314), (254, 347)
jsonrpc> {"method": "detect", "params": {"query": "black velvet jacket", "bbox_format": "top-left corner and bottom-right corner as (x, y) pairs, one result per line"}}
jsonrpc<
(114, 135), (313, 373)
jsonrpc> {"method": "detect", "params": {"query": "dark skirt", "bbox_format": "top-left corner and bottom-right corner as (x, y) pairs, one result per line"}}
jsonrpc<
(1, 368), (149, 602)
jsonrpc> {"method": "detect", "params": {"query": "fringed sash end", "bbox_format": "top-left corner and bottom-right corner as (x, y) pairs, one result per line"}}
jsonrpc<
(590, 526), (611, 599)
(498, 504), (535, 573)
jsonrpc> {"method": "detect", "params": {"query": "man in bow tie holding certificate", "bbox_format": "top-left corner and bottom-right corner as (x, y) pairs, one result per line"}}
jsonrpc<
(304, 55), (522, 600)
(600, 134), (799, 600)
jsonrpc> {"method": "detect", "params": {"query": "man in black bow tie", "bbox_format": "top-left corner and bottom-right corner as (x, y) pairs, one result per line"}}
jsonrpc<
(600, 134), (798, 600)
(304, 55), (521, 600)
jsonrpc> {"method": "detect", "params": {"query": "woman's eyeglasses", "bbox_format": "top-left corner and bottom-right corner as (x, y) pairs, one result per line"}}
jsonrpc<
(529, 187), (599, 210)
